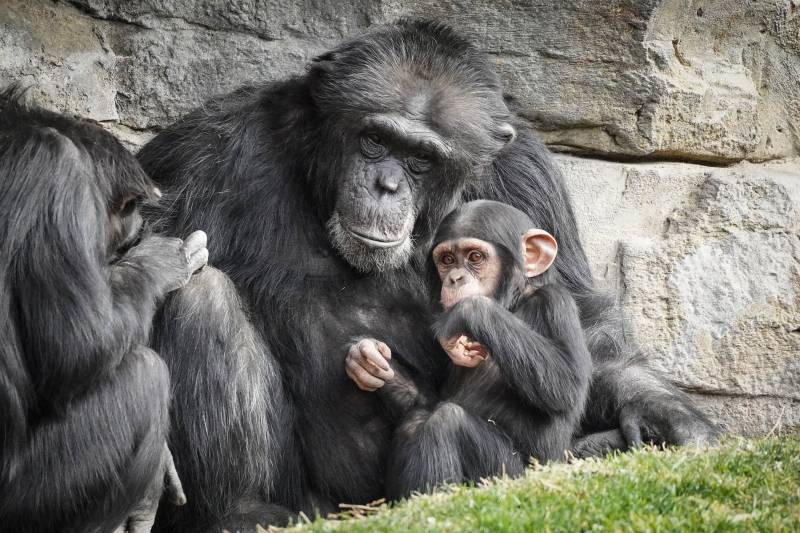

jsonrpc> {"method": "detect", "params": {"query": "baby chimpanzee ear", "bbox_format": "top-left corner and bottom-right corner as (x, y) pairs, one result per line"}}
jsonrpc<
(521, 228), (558, 278)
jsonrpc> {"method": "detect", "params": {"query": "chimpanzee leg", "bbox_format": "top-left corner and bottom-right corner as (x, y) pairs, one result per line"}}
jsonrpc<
(2, 346), (169, 533)
(150, 267), (295, 533)
(386, 402), (524, 500)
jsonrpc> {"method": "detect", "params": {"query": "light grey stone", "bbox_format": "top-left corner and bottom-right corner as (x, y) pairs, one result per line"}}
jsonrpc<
(558, 155), (800, 432)
(0, 0), (118, 122)
(4, 0), (799, 161)
(693, 395), (800, 437)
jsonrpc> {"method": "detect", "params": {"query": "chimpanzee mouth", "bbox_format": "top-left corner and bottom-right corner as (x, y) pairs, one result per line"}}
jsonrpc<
(347, 228), (407, 248)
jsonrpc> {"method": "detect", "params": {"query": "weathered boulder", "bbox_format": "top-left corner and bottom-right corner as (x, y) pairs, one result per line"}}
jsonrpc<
(4, 0), (798, 162)
(559, 155), (800, 435)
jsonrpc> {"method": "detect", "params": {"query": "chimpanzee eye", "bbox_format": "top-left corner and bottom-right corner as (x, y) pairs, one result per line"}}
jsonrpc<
(440, 253), (455, 266)
(467, 251), (483, 263)
(360, 132), (387, 159)
(407, 153), (432, 174)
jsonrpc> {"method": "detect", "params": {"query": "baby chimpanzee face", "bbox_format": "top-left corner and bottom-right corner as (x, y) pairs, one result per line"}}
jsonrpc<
(432, 237), (503, 310)
(430, 200), (560, 311)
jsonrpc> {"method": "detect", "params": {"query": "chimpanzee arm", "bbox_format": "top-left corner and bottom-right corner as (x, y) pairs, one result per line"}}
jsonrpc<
(109, 231), (208, 349)
(434, 285), (591, 416)
(13, 227), (206, 406)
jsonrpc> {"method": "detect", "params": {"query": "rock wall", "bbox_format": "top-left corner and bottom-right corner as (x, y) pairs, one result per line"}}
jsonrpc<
(1, 0), (798, 436)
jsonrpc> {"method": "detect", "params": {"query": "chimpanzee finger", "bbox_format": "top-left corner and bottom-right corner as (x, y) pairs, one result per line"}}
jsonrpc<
(620, 409), (644, 448)
(346, 361), (384, 391)
(359, 355), (394, 381)
(346, 357), (385, 386)
(376, 341), (392, 361)
(463, 350), (486, 360)
(183, 230), (207, 255)
(356, 340), (391, 371)
(461, 354), (485, 368)
(187, 247), (209, 273)
(163, 447), (187, 506)
(448, 349), (478, 367)
(464, 341), (489, 356)
(126, 512), (157, 533)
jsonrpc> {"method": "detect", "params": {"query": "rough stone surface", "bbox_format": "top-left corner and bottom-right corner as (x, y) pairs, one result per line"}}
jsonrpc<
(1, 0), (798, 435)
(3, 0), (799, 161)
(560, 155), (800, 435)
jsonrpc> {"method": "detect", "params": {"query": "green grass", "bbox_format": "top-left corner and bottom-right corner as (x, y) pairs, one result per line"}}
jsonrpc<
(284, 436), (800, 532)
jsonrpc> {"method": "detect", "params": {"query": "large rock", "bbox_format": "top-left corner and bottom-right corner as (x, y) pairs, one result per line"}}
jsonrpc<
(559, 155), (800, 434)
(4, 0), (798, 161)
(0, 0), (118, 122)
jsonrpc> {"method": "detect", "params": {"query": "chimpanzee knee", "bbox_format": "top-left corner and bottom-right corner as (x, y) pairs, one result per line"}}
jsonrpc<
(387, 402), (522, 499)
(167, 266), (238, 313)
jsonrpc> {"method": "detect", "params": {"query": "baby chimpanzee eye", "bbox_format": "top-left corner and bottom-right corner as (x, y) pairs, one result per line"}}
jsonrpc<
(441, 253), (455, 265)
(467, 251), (483, 263)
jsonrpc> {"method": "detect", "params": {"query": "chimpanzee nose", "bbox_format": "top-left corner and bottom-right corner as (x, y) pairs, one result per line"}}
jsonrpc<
(449, 270), (465, 284)
(377, 173), (400, 193)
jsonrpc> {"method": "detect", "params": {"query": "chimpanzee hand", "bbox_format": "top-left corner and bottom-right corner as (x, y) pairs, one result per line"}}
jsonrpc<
(119, 230), (208, 295)
(438, 334), (489, 368)
(114, 445), (186, 533)
(345, 338), (395, 391)
(619, 396), (720, 448)
(434, 296), (492, 367)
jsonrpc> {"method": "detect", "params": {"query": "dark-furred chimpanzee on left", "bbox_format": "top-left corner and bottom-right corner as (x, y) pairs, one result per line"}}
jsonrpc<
(139, 19), (718, 532)
(0, 88), (207, 533)
(364, 200), (592, 498)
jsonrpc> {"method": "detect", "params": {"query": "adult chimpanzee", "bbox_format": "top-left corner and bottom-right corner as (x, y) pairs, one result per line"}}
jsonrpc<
(139, 19), (717, 532)
(366, 200), (592, 498)
(0, 89), (207, 533)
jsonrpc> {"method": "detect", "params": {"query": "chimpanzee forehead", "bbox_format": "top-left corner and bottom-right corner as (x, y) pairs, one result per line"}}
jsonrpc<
(432, 238), (496, 257)
(392, 67), (502, 136)
(324, 58), (508, 159)
(434, 200), (535, 252)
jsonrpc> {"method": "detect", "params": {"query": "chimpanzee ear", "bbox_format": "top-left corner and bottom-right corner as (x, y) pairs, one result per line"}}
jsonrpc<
(521, 228), (558, 278)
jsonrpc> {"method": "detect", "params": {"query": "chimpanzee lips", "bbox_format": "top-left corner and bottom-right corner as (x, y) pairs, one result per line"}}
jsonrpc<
(347, 227), (407, 248)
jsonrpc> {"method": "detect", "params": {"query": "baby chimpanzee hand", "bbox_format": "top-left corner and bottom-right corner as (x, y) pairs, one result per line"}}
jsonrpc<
(345, 338), (395, 391)
(438, 334), (489, 368)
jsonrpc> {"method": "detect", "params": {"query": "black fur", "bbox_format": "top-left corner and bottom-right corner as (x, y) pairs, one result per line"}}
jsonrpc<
(383, 200), (592, 498)
(138, 19), (718, 532)
(0, 88), (194, 532)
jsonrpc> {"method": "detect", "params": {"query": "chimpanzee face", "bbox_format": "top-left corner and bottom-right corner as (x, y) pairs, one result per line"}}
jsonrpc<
(433, 237), (503, 309)
(326, 109), (455, 273)
(313, 32), (518, 274)
(429, 200), (559, 311)
(107, 185), (160, 260)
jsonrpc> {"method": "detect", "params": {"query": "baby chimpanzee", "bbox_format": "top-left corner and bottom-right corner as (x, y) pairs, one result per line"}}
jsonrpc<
(349, 200), (593, 498)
